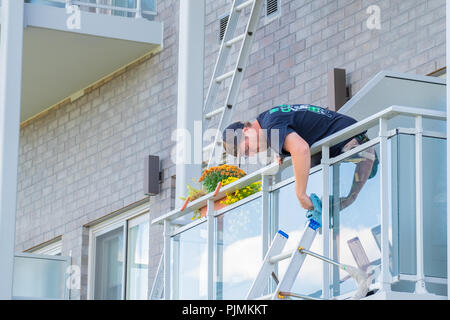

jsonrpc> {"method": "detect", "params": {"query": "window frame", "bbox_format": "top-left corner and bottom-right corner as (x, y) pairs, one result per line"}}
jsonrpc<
(28, 238), (63, 256)
(87, 203), (150, 300)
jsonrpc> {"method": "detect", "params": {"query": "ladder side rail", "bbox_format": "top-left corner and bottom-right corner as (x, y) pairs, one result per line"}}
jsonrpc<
(207, 0), (265, 167)
(203, 0), (247, 115)
(246, 230), (289, 299)
(272, 222), (318, 300)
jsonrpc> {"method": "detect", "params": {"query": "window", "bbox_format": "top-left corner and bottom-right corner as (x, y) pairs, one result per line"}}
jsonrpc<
(28, 238), (62, 256)
(88, 204), (149, 300)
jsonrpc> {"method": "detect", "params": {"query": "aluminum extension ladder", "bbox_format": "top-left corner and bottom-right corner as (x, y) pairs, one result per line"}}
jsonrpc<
(247, 219), (370, 300)
(203, 0), (265, 167)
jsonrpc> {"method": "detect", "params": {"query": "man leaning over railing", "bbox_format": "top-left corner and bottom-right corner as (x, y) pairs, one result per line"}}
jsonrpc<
(222, 104), (378, 211)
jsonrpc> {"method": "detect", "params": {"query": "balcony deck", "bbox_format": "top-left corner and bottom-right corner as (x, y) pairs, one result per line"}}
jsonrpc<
(0, 1), (163, 123)
(151, 72), (448, 300)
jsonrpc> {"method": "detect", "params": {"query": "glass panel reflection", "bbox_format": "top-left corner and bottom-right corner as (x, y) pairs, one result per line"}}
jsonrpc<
(94, 226), (125, 300)
(13, 254), (68, 299)
(215, 198), (262, 300)
(126, 217), (149, 300)
(422, 136), (447, 279)
(331, 144), (381, 297)
(392, 134), (416, 276)
(271, 171), (323, 298)
(171, 222), (208, 300)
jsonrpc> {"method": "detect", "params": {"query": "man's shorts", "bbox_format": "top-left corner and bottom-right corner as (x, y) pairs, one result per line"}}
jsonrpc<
(330, 131), (370, 158)
(310, 131), (371, 167)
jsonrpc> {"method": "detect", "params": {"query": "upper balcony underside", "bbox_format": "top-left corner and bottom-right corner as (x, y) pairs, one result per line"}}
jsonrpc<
(1, 1), (163, 123)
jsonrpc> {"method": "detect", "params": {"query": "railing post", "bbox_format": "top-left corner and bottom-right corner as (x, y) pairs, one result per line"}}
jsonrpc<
(136, 0), (143, 18)
(414, 115), (428, 294)
(261, 174), (271, 261)
(321, 145), (330, 299)
(379, 117), (391, 292)
(261, 174), (271, 295)
(163, 220), (172, 299)
(331, 162), (340, 297)
(207, 199), (215, 299)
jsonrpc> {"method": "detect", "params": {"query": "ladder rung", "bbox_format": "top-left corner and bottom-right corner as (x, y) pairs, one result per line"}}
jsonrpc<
(235, 0), (254, 12)
(205, 107), (225, 120)
(203, 141), (221, 152)
(225, 33), (245, 47)
(269, 250), (294, 264)
(254, 294), (272, 300)
(215, 70), (235, 83)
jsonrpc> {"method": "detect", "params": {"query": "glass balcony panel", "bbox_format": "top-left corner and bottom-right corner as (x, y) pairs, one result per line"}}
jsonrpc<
(215, 197), (262, 300)
(25, 0), (65, 8)
(392, 134), (416, 276)
(387, 115), (414, 132)
(270, 171), (323, 298)
(422, 136), (447, 279)
(330, 144), (382, 297)
(423, 118), (446, 133)
(13, 254), (68, 299)
(171, 222), (207, 300)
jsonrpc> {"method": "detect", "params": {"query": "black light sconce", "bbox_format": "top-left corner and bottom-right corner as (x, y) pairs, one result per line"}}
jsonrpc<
(328, 68), (349, 112)
(144, 155), (162, 196)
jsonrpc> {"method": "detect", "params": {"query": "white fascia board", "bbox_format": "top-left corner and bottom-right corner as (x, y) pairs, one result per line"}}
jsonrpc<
(339, 70), (446, 119)
(24, 3), (163, 45)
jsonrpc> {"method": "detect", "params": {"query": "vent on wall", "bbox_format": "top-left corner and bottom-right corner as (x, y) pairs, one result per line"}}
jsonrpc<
(219, 14), (230, 43)
(266, 0), (280, 18)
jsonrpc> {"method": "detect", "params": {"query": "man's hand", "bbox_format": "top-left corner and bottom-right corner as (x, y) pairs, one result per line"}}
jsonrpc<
(297, 192), (314, 211)
(275, 154), (283, 166)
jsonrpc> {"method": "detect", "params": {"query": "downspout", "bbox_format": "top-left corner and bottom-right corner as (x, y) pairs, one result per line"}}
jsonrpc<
(0, 0), (24, 300)
(175, 0), (205, 209)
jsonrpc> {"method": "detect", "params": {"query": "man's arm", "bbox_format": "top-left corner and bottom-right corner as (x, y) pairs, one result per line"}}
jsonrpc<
(283, 132), (314, 210)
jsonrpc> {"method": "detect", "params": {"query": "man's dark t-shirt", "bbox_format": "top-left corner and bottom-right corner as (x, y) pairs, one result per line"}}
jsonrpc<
(256, 104), (365, 158)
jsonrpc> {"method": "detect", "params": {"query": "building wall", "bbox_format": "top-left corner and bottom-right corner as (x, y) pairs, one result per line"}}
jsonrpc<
(15, 0), (179, 299)
(14, 0), (446, 299)
(203, 0), (445, 173)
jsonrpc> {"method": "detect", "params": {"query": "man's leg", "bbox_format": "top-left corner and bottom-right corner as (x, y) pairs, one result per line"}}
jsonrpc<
(339, 138), (376, 210)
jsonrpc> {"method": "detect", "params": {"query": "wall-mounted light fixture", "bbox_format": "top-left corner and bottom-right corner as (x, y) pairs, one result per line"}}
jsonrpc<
(144, 155), (162, 196)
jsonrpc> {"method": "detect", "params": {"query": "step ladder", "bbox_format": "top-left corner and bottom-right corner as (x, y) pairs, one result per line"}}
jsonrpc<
(247, 219), (370, 300)
(246, 218), (322, 300)
(203, 0), (265, 167)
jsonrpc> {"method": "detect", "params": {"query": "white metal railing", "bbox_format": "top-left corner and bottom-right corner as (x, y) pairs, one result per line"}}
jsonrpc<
(151, 105), (447, 300)
(26, 0), (157, 19)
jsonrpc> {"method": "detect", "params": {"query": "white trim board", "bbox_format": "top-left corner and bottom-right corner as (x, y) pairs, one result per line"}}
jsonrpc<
(339, 71), (446, 120)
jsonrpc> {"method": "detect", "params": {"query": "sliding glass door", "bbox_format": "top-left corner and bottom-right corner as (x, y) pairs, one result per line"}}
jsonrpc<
(94, 226), (125, 300)
(91, 211), (149, 300)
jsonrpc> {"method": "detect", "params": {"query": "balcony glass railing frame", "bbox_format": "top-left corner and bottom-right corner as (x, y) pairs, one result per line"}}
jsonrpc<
(152, 105), (447, 300)
(25, 0), (157, 19)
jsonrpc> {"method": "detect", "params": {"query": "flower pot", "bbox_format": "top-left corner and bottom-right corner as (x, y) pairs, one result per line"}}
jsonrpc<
(200, 197), (228, 217)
